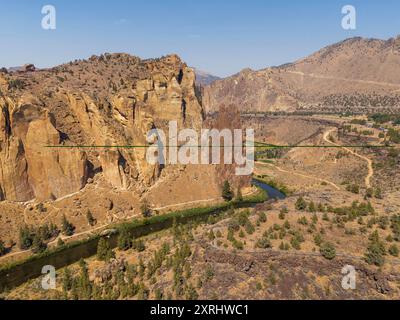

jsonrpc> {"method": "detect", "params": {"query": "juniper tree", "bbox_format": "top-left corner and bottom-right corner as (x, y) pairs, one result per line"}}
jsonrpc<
(320, 242), (336, 260)
(118, 227), (132, 251)
(86, 210), (96, 226)
(19, 225), (33, 250)
(140, 200), (152, 217)
(97, 237), (115, 261)
(222, 180), (233, 201)
(365, 230), (386, 266)
(61, 214), (75, 236)
(62, 267), (73, 293)
(77, 259), (92, 299)
(0, 239), (6, 256)
(235, 188), (243, 202)
(295, 197), (307, 211)
(389, 244), (399, 257)
(32, 233), (47, 254)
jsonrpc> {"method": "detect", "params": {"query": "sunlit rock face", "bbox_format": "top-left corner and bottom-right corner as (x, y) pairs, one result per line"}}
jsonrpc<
(0, 53), (205, 201)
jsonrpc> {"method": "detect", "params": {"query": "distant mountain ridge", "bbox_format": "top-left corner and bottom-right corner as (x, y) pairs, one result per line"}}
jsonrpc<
(203, 35), (400, 114)
(194, 68), (221, 86)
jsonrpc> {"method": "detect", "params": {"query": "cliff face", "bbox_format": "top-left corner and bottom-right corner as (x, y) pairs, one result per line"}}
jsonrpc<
(203, 36), (400, 113)
(0, 54), (203, 202)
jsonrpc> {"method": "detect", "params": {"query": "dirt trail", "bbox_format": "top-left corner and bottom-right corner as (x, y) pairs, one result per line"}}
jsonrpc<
(153, 188), (257, 212)
(1, 191), (248, 263)
(287, 70), (400, 88)
(255, 162), (341, 190)
(323, 128), (373, 188)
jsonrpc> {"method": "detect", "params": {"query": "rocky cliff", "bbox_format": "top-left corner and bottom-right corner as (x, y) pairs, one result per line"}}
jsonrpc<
(0, 54), (204, 202)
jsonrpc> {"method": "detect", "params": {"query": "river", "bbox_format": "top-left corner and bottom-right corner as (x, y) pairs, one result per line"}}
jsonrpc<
(252, 179), (286, 200)
(0, 179), (284, 293)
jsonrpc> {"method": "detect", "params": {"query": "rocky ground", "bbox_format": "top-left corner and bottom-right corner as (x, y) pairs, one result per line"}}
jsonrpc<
(5, 196), (400, 300)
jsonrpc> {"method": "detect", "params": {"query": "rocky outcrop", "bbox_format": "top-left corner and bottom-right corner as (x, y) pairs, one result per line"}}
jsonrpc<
(0, 94), (87, 201)
(0, 53), (205, 202)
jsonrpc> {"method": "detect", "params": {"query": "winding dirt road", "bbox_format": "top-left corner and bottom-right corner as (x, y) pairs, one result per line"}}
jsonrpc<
(323, 128), (373, 188)
(287, 70), (400, 89)
(255, 161), (341, 190)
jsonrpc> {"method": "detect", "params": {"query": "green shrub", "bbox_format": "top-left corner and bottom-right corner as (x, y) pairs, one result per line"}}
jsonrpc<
(257, 212), (267, 223)
(388, 244), (399, 257)
(237, 210), (250, 226)
(297, 216), (308, 226)
(86, 210), (96, 226)
(320, 242), (336, 260)
(364, 231), (386, 266)
(279, 242), (290, 250)
(308, 201), (316, 213)
(208, 230), (215, 241)
(279, 207), (288, 219)
(390, 215), (400, 241)
(295, 197), (307, 211)
(140, 200), (152, 217)
(8, 79), (25, 90)
(232, 239), (244, 250)
(256, 236), (271, 249)
(228, 219), (240, 232)
(133, 239), (146, 252)
(31, 234), (47, 254)
(314, 233), (323, 246)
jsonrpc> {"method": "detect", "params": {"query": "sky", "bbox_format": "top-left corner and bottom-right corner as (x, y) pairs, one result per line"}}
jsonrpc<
(0, 0), (399, 77)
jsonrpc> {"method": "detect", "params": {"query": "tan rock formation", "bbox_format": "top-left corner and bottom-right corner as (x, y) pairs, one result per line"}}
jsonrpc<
(0, 53), (211, 202)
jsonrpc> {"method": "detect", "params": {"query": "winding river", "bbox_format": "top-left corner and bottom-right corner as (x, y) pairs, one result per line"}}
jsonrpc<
(252, 179), (286, 200)
(0, 179), (284, 292)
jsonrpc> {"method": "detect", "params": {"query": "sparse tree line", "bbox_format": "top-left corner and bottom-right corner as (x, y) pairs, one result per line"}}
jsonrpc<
(342, 124), (374, 136)
(225, 209), (256, 250)
(368, 113), (400, 126)
(224, 196), (400, 265)
(0, 211), (101, 257)
(11, 215), (75, 254)
(57, 219), (204, 300)
(322, 93), (400, 108)
(293, 196), (400, 265)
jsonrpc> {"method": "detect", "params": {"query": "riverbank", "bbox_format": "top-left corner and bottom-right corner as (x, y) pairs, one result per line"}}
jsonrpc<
(0, 185), (268, 292)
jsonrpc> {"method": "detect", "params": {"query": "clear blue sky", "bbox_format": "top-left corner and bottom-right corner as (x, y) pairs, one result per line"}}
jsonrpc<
(0, 0), (399, 77)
